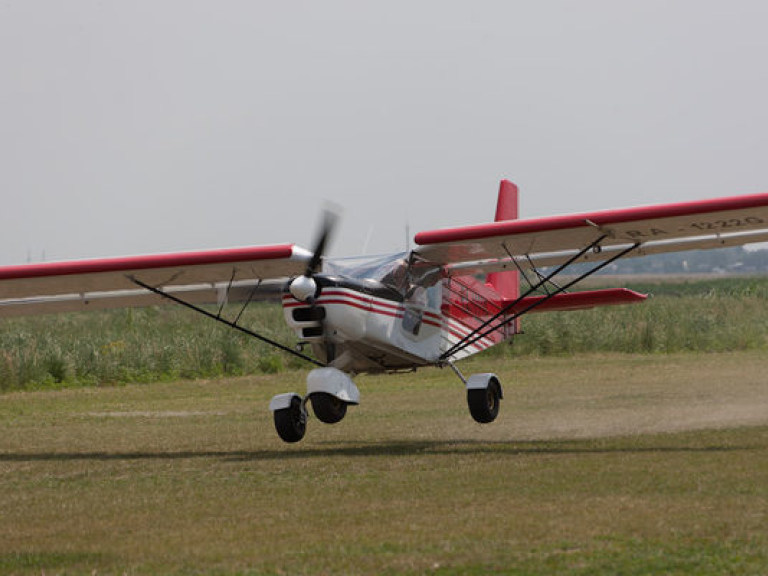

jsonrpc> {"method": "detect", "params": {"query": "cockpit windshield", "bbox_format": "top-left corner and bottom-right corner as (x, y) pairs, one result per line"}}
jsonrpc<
(323, 252), (409, 292)
(324, 252), (442, 310)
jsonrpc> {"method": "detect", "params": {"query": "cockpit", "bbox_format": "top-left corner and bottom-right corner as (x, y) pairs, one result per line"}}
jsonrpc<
(323, 252), (441, 310)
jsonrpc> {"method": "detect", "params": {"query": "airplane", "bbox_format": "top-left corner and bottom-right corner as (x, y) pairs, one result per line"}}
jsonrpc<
(2, 180), (768, 443)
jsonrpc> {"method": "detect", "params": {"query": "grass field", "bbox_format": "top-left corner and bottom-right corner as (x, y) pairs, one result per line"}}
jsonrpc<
(2, 352), (767, 574)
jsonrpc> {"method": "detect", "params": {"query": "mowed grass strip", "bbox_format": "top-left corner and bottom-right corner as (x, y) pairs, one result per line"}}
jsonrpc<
(1, 352), (767, 575)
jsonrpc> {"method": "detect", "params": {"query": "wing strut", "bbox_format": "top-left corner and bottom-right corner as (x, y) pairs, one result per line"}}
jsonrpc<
(440, 238), (640, 361)
(504, 242), (563, 296)
(130, 277), (327, 368)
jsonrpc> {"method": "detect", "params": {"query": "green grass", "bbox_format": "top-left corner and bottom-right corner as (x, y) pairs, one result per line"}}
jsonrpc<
(3, 276), (768, 391)
(1, 352), (767, 574)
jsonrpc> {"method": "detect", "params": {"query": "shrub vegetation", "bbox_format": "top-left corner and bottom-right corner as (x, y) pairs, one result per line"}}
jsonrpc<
(1, 277), (767, 391)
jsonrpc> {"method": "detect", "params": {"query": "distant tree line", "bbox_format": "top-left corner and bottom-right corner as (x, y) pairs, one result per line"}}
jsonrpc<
(573, 246), (768, 276)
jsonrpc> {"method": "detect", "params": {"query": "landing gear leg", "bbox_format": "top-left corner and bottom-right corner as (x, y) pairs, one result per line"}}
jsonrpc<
(445, 363), (504, 424)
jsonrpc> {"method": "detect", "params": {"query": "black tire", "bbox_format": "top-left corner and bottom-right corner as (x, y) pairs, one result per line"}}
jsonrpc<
(274, 396), (307, 443)
(467, 378), (502, 424)
(310, 392), (348, 424)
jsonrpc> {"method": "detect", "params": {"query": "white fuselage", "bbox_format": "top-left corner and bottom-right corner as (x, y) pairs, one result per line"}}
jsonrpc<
(282, 276), (507, 373)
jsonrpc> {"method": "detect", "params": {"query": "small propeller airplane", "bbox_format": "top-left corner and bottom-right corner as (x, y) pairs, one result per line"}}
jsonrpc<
(3, 180), (768, 442)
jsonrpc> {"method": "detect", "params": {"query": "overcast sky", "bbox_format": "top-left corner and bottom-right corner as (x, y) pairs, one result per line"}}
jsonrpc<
(2, 1), (767, 265)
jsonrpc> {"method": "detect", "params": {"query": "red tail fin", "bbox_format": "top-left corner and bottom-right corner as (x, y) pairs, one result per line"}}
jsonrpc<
(486, 180), (519, 301)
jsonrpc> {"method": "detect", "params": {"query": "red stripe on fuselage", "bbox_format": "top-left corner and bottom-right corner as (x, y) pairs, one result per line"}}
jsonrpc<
(282, 289), (442, 328)
(282, 288), (495, 355)
(443, 318), (498, 352)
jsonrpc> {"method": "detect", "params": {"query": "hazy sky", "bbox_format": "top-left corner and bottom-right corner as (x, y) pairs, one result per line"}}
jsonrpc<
(2, 1), (767, 265)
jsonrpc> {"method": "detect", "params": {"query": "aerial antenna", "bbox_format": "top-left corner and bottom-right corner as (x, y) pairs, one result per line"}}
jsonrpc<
(362, 226), (374, 255)
(405, 222), (411, 253)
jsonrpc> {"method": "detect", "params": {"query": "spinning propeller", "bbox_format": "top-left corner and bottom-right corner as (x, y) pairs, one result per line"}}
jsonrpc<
(289, 208), (339, 304)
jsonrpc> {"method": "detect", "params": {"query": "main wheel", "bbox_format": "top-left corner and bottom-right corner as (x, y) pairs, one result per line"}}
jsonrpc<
(467, 378), (502, 424)
(310, 392), (348, 424)
(274, 395), (307, 443)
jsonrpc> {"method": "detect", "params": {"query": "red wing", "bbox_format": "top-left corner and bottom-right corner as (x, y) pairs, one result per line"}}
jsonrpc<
(415, 193), (768, 271)
(0, 244), (311, 317)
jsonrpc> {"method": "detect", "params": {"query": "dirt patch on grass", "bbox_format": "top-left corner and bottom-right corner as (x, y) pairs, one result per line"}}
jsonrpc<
(500, 353), (768, 441)
(511, 397), (768, 441)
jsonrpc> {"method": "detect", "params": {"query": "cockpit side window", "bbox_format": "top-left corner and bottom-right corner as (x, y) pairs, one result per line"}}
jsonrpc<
(425, 284), (441, 311)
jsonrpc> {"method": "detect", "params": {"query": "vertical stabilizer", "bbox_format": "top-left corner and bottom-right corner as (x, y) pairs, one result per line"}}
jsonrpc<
(487, 180), (519, 301)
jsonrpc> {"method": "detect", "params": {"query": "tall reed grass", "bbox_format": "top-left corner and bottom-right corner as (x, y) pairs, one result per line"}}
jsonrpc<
(498, 276), (768, 357)
(1, 277), (767, 391)
(0, 303), (302, 392)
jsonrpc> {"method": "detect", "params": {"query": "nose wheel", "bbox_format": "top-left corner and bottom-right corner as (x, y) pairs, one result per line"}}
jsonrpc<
(310, 392), (348, 424)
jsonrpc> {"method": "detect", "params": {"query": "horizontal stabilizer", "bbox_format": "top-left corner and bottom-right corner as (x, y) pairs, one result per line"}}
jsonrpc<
(509, 288), (646, 314)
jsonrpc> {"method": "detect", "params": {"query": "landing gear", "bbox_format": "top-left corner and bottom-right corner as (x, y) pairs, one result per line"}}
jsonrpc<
(271, 394), (307, 443)
(269, 367), (360, 443)
(465, 373), (503, 424)
(310, 392), (348, 424)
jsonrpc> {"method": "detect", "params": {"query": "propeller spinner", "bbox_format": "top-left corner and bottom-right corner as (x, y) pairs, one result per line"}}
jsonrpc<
(289, 274), (319, 303)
